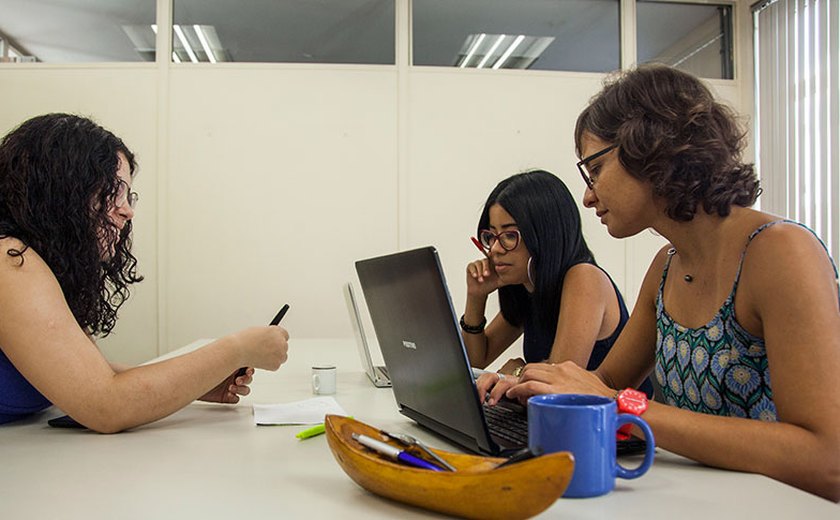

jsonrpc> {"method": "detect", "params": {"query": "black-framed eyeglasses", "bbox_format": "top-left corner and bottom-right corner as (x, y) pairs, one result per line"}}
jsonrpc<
(115, 180), (139, 209)
(577, 143), (618, 190)
(478, 229), (521, 252)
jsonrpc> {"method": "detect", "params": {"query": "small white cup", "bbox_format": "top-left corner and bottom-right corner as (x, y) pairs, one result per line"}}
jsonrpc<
(312, 365), (337, 395)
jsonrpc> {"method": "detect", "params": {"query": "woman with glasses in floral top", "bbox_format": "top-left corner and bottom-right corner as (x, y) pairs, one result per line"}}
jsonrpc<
(506, 65), (840, 501)
(0, 114), (289, 431)
(461, 169), (651, 405)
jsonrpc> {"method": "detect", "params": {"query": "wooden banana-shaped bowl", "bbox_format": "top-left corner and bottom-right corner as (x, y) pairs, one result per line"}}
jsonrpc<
(325, 414), (574, 519)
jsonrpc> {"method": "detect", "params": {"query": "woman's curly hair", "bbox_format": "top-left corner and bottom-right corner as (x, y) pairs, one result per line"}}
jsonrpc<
(574, 64), (760, 221)
(0, 113), (143, 336)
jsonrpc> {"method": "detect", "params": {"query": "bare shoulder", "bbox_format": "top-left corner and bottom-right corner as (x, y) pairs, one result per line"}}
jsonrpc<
(0, 237), (57, 296)
(635, 245), (673, 301)
(564, 263), (612, 295)
(0, 235), (27, 254)
(747, 219), (827, 248)
(649, 244), (673, 270)
(0, 236), (30, 270)
(739, 221), (838, 322)
(0, 237), (48, 272)
(744, 221), (836, 280)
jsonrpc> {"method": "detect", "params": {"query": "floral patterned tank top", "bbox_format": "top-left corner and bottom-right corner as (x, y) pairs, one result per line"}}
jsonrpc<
(654, 220), (838, 421)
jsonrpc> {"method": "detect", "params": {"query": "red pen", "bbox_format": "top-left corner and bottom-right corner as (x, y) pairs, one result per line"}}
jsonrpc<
(471, 236), (490, 258)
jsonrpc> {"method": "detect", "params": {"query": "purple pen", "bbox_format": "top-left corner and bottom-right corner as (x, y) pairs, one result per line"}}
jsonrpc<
(352, 433), (443, 472)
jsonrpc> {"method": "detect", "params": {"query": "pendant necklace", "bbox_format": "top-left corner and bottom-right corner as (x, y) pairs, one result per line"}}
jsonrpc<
(667, 248), (694, 283)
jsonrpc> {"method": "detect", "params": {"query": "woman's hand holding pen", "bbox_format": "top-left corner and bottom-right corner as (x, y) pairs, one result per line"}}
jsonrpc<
(200, 325), (289, 404)
(234, 304), (290, 377)
(199, 367), (254, 404)
(233, 325), (290, 372)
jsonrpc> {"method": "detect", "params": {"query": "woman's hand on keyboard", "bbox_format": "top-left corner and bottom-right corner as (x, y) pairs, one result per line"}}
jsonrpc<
(506, 361), (612, 404)
(476, 371), (519, 406)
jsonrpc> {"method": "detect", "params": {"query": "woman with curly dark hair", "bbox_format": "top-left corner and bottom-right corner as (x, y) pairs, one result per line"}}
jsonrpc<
(506, 65), (840, 501)
(0, 113), (289, 432)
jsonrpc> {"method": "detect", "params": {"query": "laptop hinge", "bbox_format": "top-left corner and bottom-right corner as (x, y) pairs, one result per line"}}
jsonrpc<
(398, 404), (497, 455)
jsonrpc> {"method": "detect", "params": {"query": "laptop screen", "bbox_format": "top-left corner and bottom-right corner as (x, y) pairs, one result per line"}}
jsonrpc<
(355, 246), (493, 453)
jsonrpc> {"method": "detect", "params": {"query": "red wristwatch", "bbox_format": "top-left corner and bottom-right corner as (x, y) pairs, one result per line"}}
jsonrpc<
(614, 388), (648, 440)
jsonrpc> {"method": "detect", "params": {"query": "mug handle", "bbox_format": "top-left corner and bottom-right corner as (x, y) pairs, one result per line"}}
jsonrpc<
(614, 414), (655, 480)
(312, 373), (321, 392)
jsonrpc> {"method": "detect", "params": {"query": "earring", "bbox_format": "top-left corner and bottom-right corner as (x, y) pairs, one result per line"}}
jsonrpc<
(527, 257), (535, 286)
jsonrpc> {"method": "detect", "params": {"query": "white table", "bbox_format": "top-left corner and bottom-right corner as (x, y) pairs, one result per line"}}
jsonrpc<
(0, 339), (837, 519)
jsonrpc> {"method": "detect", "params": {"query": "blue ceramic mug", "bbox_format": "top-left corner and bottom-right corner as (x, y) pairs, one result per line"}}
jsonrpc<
(528, 394), (655, 498)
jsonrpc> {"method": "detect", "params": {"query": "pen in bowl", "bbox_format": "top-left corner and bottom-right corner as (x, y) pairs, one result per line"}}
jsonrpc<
(494, 447), (542, 469)
(236, 303), (290, 377)
(352, 433), (443, 471)
(380, 430), (456, 471)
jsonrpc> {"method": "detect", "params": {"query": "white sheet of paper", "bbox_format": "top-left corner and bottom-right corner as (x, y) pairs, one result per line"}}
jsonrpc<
(252, 396), (348, 426)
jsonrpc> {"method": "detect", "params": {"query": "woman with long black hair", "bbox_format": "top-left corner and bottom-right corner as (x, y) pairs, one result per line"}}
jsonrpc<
(461, 170), (647, 404)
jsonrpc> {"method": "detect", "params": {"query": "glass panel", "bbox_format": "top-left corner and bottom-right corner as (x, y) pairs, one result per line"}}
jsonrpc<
(637, 1), (734, 79)
(172, 0), (395, 64)
(413, 0), (620, 73)
(0, 0), (155, 63)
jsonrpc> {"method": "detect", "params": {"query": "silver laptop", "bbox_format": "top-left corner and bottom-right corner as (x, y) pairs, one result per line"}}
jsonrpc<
(343, 282), (391, 388)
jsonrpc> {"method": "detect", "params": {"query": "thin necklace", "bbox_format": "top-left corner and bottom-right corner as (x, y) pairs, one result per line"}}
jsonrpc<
(667, 248), (694, 283)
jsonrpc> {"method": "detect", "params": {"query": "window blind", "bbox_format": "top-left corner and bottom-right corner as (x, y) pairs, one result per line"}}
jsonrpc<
(754, 0), (839, 261)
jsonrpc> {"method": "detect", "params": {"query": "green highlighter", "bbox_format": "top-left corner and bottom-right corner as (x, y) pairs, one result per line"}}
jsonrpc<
(296, 417), (352, 440)
(296, 424), (326, 440)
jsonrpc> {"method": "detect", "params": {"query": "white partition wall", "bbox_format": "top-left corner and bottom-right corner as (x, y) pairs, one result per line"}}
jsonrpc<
(165, 67), (400, 348)
(0, 1), (754, 364)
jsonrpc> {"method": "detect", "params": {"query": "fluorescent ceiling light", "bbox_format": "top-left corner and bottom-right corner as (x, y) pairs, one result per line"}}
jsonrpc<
(459, 33), (486, 69)
(455, 33), (555, 70)
(173, 25), (198, 63)
(493, 34), (525, 69)
(193, 24), (217, 64)
(476, 34), (506, 69)
(123, 24), (228, 63)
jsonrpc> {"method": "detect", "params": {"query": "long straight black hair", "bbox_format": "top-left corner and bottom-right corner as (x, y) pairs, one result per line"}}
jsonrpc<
(478, 170), (595, 334)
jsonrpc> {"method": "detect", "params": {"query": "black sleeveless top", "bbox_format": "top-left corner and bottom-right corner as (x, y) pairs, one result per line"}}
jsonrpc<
(521, 265), (653, 396)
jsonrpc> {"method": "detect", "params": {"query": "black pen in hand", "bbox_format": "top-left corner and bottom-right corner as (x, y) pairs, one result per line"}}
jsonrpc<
(236, 303), (290, 377)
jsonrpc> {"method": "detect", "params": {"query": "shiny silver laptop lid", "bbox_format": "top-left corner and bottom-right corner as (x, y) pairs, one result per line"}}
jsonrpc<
(343, 282), (391, 388)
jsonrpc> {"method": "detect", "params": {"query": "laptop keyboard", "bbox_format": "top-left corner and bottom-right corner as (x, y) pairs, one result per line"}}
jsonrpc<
(483, 403), (649, 455)
(616, 436), (647, 456)
(483, 403), (528, 446)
